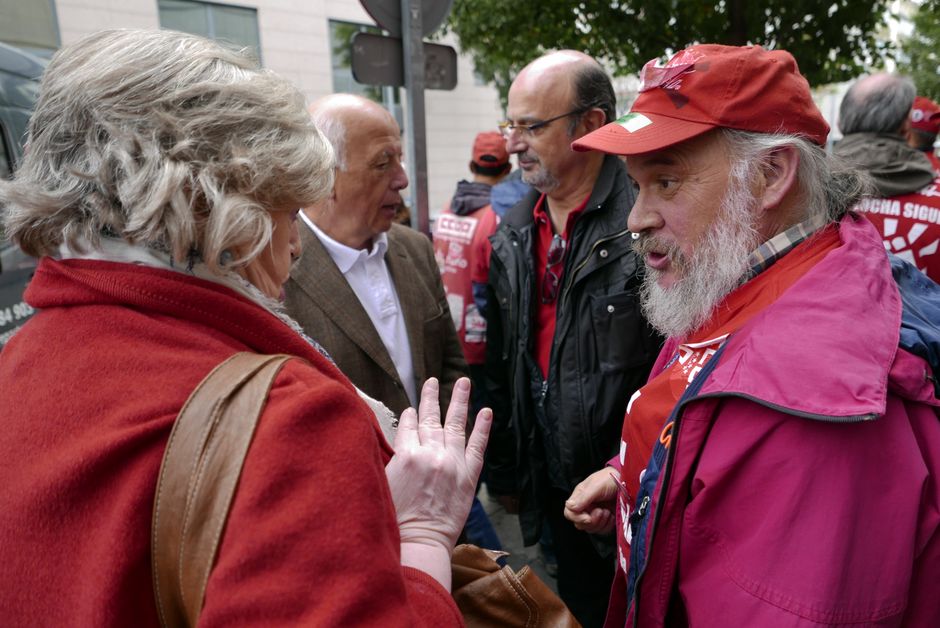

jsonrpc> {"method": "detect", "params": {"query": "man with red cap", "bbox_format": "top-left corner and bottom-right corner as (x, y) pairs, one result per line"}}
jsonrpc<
(434, 131), (510, 412)
(909, 95), (940, 171)
(834, 75), (940, 282)
(563, 44), (940, 626)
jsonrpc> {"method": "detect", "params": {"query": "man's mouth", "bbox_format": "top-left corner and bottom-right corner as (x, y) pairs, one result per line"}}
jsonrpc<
(645, 251), (670, 270)
(632, 233), (678, 274)
(517, 153), (538, 169)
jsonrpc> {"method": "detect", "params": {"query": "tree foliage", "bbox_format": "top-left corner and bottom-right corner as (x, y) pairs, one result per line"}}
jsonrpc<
(898, 0), (940, 101)
(445, 0), (895, 107)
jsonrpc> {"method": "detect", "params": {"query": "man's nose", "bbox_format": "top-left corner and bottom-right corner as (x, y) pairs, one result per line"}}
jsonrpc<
(504, 131), (527, 154)
(391, 162), (409, 191)
(626, 193), (662, 234)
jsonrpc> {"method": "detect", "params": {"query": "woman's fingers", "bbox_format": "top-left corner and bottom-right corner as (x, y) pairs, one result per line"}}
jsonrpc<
(416, 378), (444, 447)
(443, 377), (472, 449)
(394, 406), (419, 450)
(463, 407), (492, 482)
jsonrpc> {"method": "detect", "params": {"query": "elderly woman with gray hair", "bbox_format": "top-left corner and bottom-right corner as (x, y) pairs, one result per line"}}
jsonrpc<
(0, 29), (489, 626)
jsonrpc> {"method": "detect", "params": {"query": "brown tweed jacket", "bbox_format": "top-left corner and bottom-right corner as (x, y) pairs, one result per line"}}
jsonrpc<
(284, 223), (467, 417)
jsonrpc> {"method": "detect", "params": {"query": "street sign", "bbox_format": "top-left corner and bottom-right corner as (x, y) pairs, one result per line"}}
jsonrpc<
(360, 0), (453, 37)
(351, 32), (456, 90)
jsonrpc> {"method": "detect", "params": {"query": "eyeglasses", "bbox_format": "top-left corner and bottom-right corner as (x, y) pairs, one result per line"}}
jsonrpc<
(498, 107), (591, 139)
(540, 234), (567, 304)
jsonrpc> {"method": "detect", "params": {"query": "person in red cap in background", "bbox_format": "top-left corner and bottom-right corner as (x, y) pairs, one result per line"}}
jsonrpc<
(834, 75), (940, 282)
(434, 131), (510, 414)
(908, 95), (940, 171)
(563, 44), (940, 627)
(433, 131), (511, 553)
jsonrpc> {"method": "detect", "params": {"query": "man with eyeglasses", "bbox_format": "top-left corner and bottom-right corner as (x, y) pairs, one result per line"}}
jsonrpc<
(483, 50), (661, 627)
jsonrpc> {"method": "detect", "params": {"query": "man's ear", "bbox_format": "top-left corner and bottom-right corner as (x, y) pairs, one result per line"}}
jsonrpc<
(899, 116), (912, 137)
(758, 144), (800, 213)
(581, 108), (608, 134)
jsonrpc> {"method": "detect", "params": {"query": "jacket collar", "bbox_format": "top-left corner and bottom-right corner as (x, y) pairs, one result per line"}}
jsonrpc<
(696, 214), (917, 420)
(290, 227), (401, 382)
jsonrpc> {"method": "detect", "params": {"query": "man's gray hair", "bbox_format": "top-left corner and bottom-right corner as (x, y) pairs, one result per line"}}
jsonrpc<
(838, 73), (916, 135)
(1, 28), (334, 271)
(310, 111), (347, 171)
(721, 129), (871, 223)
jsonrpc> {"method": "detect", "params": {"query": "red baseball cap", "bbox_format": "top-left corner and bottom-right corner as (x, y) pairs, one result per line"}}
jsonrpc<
(910, 96), (940, 134)
(573, 44), (830, 155)
(472, 131), (509, 168)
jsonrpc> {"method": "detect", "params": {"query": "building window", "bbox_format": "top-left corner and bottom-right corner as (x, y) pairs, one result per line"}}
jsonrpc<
(158, 0), (261, 63)
(329, 19), (399, 107)
(0, 0), (59, 58)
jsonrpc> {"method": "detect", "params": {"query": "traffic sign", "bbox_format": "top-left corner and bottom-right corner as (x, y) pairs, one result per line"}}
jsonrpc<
(360, 0), (454, 37)
(351, 32), (456, 90)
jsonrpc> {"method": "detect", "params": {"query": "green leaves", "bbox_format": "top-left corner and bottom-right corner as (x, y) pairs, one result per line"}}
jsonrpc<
(898, 0), (940, 101)
(446, 0), (895, 106)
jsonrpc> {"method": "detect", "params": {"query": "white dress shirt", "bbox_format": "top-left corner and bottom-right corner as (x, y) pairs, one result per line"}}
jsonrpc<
(301, 213), (417, 406)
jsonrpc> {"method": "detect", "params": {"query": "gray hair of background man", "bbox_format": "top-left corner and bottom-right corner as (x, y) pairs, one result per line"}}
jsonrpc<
(0, 28), (334, 272)
(838, 73), (917, 135)
(566, 61), (617, 135)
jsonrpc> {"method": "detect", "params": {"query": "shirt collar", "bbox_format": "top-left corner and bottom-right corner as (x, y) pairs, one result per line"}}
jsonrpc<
(532, 193), (590, 237)
(745, 211), (830, 279)
(301, 211), (388, 274)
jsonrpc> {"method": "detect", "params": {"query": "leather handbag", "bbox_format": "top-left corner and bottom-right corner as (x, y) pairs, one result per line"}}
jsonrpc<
(451, 543), (581, 628)
(151, 352), (292, 628)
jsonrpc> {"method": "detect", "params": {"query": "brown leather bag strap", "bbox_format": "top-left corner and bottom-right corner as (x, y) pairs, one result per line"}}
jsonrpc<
(152, 352), (292, 628)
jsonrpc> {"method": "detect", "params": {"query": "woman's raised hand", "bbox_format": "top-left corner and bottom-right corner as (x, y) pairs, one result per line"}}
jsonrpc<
(386, 377), (492, 552)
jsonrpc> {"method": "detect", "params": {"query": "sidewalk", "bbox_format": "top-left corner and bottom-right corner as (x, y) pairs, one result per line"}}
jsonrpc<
(477, 485), (558, 593)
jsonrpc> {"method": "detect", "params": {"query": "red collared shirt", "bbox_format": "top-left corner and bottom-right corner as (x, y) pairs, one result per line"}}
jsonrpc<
(532, 193), (589, 379)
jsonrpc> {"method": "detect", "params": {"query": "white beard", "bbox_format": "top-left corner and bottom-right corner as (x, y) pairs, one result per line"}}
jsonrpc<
(636, 162), (762, 340)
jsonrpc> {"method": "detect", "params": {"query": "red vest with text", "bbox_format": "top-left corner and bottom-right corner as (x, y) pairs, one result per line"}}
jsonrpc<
(856, 174), (940, 282)
(433, 205), (499, 365)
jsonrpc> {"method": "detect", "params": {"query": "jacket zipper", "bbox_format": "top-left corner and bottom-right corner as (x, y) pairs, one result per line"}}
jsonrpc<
(629, 343), (725, 625)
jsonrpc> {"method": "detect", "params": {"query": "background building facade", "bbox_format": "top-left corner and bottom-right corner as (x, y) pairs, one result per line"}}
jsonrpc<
(0, 0), (505, 218)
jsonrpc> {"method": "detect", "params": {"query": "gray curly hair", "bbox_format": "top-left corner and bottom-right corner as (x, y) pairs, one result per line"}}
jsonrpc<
(1, 28), (334, 271)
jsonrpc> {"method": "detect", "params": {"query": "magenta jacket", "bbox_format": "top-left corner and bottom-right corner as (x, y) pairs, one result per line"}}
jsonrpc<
(609, 215), (940, 627)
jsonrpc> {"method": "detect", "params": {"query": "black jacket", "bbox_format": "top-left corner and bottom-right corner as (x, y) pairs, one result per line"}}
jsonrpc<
(484, 154), (662, 548)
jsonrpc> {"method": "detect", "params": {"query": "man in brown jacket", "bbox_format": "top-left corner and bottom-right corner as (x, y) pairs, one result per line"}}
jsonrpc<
(284, 94), (465, 416)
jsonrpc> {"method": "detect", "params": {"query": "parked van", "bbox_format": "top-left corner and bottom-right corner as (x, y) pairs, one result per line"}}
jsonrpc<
(0, 42), (44, 348)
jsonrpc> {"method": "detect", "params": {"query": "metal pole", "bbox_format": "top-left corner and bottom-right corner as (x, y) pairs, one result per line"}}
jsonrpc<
(401, 0), (429, 235)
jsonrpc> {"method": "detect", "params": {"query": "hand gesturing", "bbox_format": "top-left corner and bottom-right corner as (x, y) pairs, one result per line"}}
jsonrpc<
(385, 377), (492, 551)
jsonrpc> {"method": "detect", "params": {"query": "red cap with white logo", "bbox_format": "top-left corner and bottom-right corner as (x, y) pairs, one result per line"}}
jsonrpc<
(572, 44), (830, 155)
(911, 96), (940, 135)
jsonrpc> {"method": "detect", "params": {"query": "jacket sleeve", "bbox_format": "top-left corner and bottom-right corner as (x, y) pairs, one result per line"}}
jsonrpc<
(481, 260), (517, 496)
(666, 396), (938, 627)
(197, 361), (464, 627)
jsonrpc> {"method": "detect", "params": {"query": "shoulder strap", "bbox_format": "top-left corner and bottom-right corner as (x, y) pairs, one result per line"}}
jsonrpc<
(152, 352), (293, 628)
